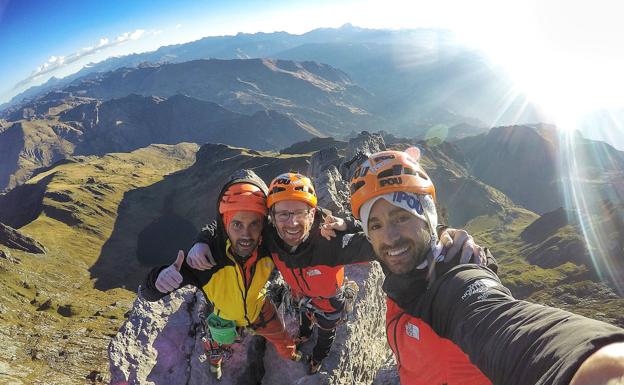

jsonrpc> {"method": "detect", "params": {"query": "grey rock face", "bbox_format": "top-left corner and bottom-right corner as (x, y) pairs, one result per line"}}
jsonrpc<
(108, 266), (393, 385)
(308, 147), (350, 215)
(0, 222), (45, 254)
(108, 288), (197, 385)
(343, 131), (386, 181)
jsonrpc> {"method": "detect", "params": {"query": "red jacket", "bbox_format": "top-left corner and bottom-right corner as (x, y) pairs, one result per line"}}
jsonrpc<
(271, 254), (345, 312)
(386, 297), (491, 385)
(264, 208), (374, 313)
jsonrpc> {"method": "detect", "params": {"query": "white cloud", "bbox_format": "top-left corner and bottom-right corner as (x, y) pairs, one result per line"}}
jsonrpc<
(175, 23), (182, 29)
(14, 29), (151, 89)
(130, 29), (145, 40)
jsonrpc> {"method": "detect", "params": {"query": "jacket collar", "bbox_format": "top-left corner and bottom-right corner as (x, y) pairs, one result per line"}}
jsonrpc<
(381, 249), (433, 314)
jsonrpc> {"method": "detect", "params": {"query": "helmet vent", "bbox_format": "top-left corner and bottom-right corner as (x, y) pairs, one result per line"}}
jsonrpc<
(377, 164), (403, 179)
(403, 167), (417, 176)
(350, 180), (365, 194)
(270, 186), (286, 195)
(295, 186), (315, 195)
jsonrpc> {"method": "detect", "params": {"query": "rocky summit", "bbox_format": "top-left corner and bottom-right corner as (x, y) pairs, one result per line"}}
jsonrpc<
(1, 131), (622, 384)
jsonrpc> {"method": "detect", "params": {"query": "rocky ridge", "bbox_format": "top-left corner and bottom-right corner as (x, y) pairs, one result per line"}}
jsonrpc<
(0, 222), (45, 254)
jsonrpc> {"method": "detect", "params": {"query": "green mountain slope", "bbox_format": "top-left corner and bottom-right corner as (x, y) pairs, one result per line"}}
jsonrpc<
(0, 143), (199, 383)
(455, 124), (624, 214)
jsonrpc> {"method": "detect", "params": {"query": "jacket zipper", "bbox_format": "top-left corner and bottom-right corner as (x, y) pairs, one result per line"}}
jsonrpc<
(290, 267), (307, 295)
(387, 311), (406, 367)
(236, 262), (251, 326)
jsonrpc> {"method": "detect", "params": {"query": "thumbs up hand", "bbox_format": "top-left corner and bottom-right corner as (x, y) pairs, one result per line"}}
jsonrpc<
(155, 250), (185, 293)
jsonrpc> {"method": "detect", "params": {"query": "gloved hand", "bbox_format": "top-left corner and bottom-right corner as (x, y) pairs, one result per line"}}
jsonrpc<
(155, 250), (185, 293)
(187, 242), (217, 270)
(438, 228), (485, 265)
(320, 214), (347, 240)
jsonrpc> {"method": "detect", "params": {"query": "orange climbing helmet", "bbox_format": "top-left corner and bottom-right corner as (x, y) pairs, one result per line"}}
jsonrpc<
(267, 173), (317, 208)
(349, 148), (435, 219)
(219, 183), (268, 216)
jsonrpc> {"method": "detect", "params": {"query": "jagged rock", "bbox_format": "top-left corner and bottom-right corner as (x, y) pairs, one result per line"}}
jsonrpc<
(342, 131), (386, 180)
(308, 148), (350, 215)
(0, 249), (20, 263)
(308, 147), (341, 178)
(0, 222), (45, 254)
(57, 304), (78, 317)
(36, 299), (52, 311)
(109, 265), (391, 385)
(108, 287), (310, 385)
(312, 165), (350, 216)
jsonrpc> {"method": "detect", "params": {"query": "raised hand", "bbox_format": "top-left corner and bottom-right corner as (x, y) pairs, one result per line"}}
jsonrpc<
(438, 228), (485, 265)
(155, 250), (185, 293)
(186, 242), (216, 270)
(320, 214), (347, 240)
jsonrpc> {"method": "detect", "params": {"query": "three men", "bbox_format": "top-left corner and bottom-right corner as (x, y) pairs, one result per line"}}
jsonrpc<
(349, 147), (624, 385)
(188, 171), (483, 375)
(141, 170), (300, 380)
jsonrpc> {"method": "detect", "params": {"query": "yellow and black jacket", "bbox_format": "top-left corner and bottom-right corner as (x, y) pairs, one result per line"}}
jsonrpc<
(142, 170), (275, 327)
(143, 240), (275, 326)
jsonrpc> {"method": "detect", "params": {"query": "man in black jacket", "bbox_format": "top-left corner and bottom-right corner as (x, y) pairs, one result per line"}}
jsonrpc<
(187, 171), (484, 375)
(349, 147), (624, 385)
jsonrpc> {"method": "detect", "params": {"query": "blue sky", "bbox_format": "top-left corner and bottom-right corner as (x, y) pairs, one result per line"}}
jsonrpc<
(1, 0), (624, 129)
(0, 0), (304, 102)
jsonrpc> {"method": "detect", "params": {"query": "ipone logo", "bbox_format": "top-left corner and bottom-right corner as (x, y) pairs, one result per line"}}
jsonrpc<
(392, 192), (424, 214)
(274, 178), (291, 185)
(379, 176), (402, 187)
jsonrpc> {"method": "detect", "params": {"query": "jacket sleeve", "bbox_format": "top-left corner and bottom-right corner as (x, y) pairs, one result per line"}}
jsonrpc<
(343, 214), (362, 233)
(420, 264), (624, 385)
(309, 228), (376, 266)
(140, 262), (203, 302)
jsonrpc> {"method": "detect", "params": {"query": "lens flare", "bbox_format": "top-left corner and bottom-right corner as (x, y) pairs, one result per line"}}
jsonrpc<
(558, 126), (624, 294)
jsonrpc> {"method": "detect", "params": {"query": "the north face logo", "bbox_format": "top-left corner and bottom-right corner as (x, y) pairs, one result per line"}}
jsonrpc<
(406, 323), (420, 340)
(306, 269), (321, 277)
(461, 278), (499, 301)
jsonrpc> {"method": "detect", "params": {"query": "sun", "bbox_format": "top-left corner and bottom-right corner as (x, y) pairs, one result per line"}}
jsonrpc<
(430, 0), (624, 132)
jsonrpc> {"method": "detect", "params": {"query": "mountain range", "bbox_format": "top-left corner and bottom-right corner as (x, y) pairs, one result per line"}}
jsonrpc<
(1, 24), (623, 385)
(2, 24), (548, 136)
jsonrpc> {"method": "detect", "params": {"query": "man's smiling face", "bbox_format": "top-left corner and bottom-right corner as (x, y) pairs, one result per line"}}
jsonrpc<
(367, 198), (431, 274)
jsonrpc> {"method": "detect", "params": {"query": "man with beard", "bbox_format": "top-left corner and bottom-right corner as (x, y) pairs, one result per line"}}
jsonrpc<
(349, 147), (624, 385)
(187, 172), (483, 375)
(141, 170), (301, 380)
